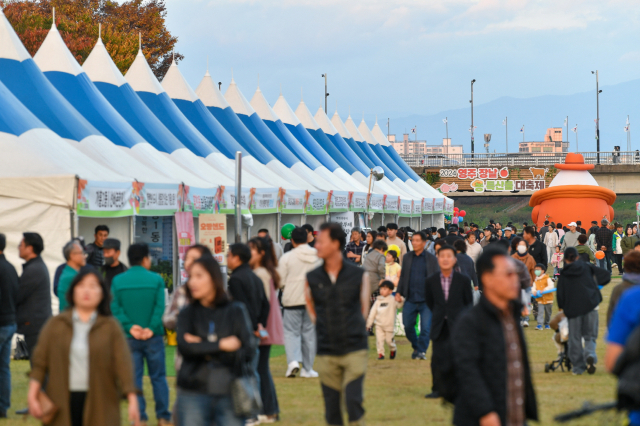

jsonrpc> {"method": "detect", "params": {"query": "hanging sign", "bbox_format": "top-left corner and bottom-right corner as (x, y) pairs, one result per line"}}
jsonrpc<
(250, 188), (279, 214)
(77, 180), (134, 217)
(330, 212), (355, 235)
(198, 213), (227, 265)
(413, 199), (423, 217)
(349, 192), (368, 212)
(137, 183), (180, 216)
(281, 189), (306, 214)
(368, 193), (384, 213)
(384, 195), (400, 214)
(180, 185), (217, 217)
(399, 199), (413, 217)
(422, 198), (434, 214)
(217, 186), (250, 214)
(329, 191), (350, 213)
(305, 191), (330, 215)
(433, 198), (445, 213)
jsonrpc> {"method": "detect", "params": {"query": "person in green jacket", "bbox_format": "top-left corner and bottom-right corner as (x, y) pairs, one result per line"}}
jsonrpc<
(576, 234), (595, 263)
(56, 240), (86, 311)
(111, 243), (171, 425)
(621, 226), (639, 256)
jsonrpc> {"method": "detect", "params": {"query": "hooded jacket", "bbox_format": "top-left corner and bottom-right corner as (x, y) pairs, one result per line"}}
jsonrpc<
(557, 260), (611, 318)
(278, 244), (322, 307)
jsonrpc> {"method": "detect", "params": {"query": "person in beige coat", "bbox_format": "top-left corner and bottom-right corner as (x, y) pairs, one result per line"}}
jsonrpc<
(367, 281), (404, 359)
(28, 267), (138, 426)
(277, 227), (322, 378)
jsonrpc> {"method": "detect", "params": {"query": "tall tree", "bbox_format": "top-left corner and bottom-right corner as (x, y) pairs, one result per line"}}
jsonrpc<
(2, 0), (183, 79)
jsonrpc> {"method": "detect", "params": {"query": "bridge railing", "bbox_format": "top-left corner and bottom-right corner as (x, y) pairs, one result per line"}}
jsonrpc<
(400, 151), (640, 167)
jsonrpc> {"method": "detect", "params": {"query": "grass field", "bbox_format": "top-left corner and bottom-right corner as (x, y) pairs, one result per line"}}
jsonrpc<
(4, 282), (628, 426)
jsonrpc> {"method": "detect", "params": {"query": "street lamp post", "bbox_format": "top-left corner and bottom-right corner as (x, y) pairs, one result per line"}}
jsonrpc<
(321, 73), (329, 114)
(470, 79), (476, 157)
(592, 70), (602, 164)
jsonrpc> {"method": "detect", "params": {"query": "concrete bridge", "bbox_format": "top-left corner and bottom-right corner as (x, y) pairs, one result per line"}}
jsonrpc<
(410, 163), (640, 197)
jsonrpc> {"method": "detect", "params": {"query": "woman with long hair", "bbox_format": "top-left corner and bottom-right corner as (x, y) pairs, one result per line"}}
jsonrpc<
(248, 237), (284, 423)
(175, 256), (255, 425)
(28, 268), (139, 426)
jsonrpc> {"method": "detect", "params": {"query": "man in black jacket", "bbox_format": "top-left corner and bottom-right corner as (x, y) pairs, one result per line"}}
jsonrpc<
(557, 247), (611, 375)
(15, 233), (51, 361)
(306, 223), (370, 426)
(452, 246), (538, 426)
(453, 240), (479, 289)
(523, 226), (548, 267)
(595, 219), (613, 273)
(227, 243), (270, 333)
(396, 231), (440, 360)
(425, 245), (473, 400)
(0, 234), (18, 418)
(444, 225), (463, 247)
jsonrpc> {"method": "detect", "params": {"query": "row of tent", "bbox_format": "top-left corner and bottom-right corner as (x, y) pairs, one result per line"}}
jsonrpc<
(0, 9), (450, 274)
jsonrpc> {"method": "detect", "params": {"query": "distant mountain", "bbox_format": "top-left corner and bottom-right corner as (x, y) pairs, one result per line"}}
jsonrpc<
(387, 79), (640, 153)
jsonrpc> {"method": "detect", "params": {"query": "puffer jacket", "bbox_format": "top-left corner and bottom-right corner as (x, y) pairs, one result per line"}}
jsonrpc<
(621, 235), (639, 255)
(277, 244), (322, 307)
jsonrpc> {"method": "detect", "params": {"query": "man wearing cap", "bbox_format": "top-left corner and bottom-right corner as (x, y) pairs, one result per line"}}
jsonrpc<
(386, 223), (407, 266)
(561, 222), (581, 251)
(345, 227), (366, 265)
(102, 238), (128, 291)
(444, 225), (463, 247)
(502, 227), (515, 245)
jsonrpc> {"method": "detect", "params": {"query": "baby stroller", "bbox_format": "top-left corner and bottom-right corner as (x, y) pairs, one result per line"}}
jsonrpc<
(544, 312), (572, 373)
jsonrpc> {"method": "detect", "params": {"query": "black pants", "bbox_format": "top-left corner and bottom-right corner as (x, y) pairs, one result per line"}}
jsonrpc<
(257, 345), (279, 416)
(604, 250), (613, 272)
(70, 392), (87, 426)
(23, 332), (40, 368)
(431, 324), (454, 399)
(614, 254), (624, 274)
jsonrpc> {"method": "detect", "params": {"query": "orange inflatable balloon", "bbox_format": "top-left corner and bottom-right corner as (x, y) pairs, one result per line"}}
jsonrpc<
(595, 250), (605, 260)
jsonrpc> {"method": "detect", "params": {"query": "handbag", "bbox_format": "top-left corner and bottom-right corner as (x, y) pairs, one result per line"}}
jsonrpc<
(37, 391), (59, 425)
(230, 357), (262, 417)
(13, 336), (29, 360)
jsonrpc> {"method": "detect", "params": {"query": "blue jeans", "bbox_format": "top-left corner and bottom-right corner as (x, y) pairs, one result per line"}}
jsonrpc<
(175, 389), (244, 426)
(0, 324), (16, 411)
(402, 301), (432, 354)
(128, 335), (171, 421)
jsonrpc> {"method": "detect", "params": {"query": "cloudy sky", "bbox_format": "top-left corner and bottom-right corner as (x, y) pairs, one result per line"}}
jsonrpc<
(165, 0), (640, 123)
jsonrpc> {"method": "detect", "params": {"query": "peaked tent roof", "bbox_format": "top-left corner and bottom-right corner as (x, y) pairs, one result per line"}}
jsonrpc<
(82, 38), (234, 187)
(33, 24), (211, 188)
(161, 61), (303, 190)
(330, 111), (375, 169)
(124, 49), (269, 188)
(0, 10), (175, 184)
(224, 80), (330, 191)
(0, 77), (125, 182)
(255, 92), (365, 192)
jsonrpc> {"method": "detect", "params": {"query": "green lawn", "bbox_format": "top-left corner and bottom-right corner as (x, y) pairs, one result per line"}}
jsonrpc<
(5, 282), (626, 425)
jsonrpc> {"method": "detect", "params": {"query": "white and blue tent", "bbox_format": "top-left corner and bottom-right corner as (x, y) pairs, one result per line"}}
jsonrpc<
(313, 107), (417, 198)
(33, 22), (213, 188)
(81, 37), (236, 187)
(252, 90), (364, 192)
(224, 80), (335, 191)
(123, 48), (270, 188)
(161, 61), (302, 190)
(0, 12), (175, 185)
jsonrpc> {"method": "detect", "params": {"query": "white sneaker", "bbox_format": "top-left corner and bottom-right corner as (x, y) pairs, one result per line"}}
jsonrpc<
(285, 361), (300, 378)
(245, 418), (261, 426)
(522, 320), (529, 328)
(300, 368), (319, 378)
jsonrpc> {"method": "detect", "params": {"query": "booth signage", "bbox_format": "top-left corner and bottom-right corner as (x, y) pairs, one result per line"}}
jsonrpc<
(198, 214), (227, 265)
(431, 166), (555, 194)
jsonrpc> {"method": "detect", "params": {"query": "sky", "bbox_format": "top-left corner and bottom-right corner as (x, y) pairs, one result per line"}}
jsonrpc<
(162, 0), (640, 140)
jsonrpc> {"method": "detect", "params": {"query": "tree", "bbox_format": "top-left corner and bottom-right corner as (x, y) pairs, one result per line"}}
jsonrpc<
(2, 0), (183, 79)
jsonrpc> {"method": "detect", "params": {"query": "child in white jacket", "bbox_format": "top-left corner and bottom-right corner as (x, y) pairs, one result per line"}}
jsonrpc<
(366, 281), (404, 359)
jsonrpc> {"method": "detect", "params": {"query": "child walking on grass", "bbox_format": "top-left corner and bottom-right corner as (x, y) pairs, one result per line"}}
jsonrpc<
(551, 245), (564, 280)
(532, 263), (554, 330)
(366, 281), (404, 360)
(385, 250), (401, 290)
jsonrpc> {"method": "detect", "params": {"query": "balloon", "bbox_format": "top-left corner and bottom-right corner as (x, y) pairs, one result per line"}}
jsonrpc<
(595, 250), (605, 260)
(281, 223), (295, 240)
(454, 207), (459, 212)
(386, 244), (401, 258)
(452, 217), (459, 224)
(459, 210), (467, 217)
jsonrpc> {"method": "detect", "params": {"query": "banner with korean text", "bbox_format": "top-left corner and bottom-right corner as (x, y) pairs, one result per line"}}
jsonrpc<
(217, 186), (250, 214)
(198, 214), (228, 265)
(77, 180), (134, 217)
(250, 188), (280, 214)
(305, 191), (330, 215)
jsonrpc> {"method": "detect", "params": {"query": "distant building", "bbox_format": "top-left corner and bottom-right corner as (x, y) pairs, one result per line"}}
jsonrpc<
(389, 135), (463, 156)
(519, 127), (569, 154)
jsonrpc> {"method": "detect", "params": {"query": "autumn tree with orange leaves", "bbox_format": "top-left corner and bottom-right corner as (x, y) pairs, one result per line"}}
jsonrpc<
(2, 0), (183, 79)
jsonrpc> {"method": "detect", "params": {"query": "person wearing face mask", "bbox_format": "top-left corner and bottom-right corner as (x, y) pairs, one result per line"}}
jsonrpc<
(511, 237), (536, 328)
(101, 239), (127, 292)
(531, 264), (554, 330)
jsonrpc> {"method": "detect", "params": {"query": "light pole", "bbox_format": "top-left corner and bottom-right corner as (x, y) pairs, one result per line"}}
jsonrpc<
(470, 79), (476, 156)
(591, 70), (602, 164)
(321, 73), (329, 114)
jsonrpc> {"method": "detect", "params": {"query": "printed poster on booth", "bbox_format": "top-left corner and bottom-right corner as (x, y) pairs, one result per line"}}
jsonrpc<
(198, 214), (227, 266)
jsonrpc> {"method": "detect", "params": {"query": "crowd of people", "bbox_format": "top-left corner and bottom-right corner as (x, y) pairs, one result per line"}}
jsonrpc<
(0, 213), (639, 426)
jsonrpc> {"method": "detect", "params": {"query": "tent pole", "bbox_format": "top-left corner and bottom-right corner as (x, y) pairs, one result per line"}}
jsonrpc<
(129, 215), (135, 245)
(235, 151), (242, 243)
